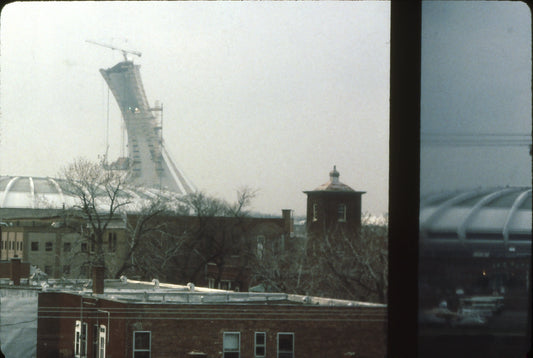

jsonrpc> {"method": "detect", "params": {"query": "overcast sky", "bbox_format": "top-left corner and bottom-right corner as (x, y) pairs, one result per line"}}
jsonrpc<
(0, 1), (390, 217)
(420, 1), (532, 195)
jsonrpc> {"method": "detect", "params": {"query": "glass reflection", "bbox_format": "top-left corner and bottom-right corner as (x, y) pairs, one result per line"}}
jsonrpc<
(419, 2), (532, 357)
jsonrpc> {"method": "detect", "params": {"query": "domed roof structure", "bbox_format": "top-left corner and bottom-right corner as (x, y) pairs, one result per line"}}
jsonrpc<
(307, 166), (364, 193)
(419, 187), (531, 255)
(0, 176), (177, 218)
(0, 176), (75, 210)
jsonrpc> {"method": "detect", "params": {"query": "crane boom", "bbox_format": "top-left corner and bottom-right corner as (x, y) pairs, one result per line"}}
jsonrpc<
(86, 39), (142, 61)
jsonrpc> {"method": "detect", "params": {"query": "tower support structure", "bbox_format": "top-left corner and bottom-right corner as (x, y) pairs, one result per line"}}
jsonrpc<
(100, 61), (195, 194)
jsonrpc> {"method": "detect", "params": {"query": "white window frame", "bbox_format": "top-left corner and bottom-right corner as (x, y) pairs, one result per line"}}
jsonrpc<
(219, 280), (232, 290)
(277, 332), (294, 358)
(133, 331), (151, 358)
(108, 232), (117, 252)
(255, 332), (266, 358)
(74, 320), (88, 358)
(223, 331), (240, 358)
(208, 277), (215, 289)
(338, 203), (347, 222)
(256, 236), (265, 259)
(99, 325), (106, 358)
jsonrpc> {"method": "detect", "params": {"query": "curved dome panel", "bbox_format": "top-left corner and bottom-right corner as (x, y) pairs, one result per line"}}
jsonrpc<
(420, 187), (532, 253)
(0, 175), (180, 214)
(0, 177), (68, 209)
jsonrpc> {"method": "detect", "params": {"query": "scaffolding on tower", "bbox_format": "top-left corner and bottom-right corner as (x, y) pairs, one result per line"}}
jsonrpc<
(88, 40), (195, 194)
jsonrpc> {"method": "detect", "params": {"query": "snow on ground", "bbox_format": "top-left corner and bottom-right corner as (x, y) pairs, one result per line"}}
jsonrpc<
(0, 288), (38, 357)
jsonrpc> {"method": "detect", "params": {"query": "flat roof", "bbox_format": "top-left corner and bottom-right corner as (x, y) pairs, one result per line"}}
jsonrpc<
(28, 277), (385, 308)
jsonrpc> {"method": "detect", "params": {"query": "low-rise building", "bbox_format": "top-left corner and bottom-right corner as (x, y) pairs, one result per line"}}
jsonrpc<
(37, 277), (386, 358)
(304, 166), (366, 242)
(0, 197), (293, 292)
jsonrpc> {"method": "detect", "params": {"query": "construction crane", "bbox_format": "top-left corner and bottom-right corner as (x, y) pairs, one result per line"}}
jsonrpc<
(86, 39), (142, 61)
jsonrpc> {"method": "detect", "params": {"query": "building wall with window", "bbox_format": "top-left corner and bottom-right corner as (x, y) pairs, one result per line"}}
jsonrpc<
(0, 229), (24, 260)
(304, 166), (365, 241)
(0, 209), (292, 285)
(0, 215), (129, 279)
(37, 291), (386, 358)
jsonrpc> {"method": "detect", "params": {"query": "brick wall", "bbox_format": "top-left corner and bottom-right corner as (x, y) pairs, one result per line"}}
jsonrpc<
(0, 258), (30, 283)
(38, 292), (386, 358)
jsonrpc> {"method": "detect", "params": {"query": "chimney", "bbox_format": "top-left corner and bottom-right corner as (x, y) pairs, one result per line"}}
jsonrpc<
(92, 265), (105, 294)
(282, 209), (294, 237)
(10, 257), (21, 286)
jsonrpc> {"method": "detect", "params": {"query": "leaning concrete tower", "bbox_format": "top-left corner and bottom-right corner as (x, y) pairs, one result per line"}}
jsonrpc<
(100, 60), (195, 194)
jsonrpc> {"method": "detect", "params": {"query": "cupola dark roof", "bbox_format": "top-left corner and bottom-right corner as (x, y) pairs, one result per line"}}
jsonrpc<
(305, 166), (365, 194)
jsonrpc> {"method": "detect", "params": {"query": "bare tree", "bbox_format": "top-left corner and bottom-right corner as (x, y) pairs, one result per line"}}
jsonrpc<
(59, 158), (169, 278)
(60, 158), (132, 270)
(111, 197), (174, 279)
(157, 188), (258, 287)
(318, 214), (388, 302)
(249, 214), (388, 302)
(248, 234), (308, 293)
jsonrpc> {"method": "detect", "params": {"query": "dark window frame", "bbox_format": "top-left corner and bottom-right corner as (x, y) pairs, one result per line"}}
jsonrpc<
(133, 330), (151, 358)
(337, 203), (347, 222)
(277, 332), (294, 358)
(255, 332), (266, 358)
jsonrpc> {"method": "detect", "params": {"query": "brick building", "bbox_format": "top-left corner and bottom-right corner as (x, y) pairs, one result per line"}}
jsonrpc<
(37, 278), (386, 358)
(304, 166), (365, 242)
(0, 208), (292, 291)
(0, 257), (30, 285)
(0, 210), (128, 279)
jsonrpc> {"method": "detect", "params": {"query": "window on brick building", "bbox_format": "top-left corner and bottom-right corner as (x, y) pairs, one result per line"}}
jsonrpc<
(74, 320), (88, 358)
(223, 332), (240, 358)
(312, 203), (318, 221)
(208, 277), (215, 289)
(64, 242), (71, 252)
(133, 331), (151, 358)
(45, 241), (53, 251)
(108, 232), (117, 252)
(255, 332), (266, 357)
(99, 325), (106, 358)
(277, 333), (294, 358)
(338, 203), (347, 222)
(219, 280), (231, 290)
(44, 266), (52, 275)
(81, 243), (88, 253)
(256, 236), (265, 260)
(92, 325), (99, 358)
(63, 265), (70, 275)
